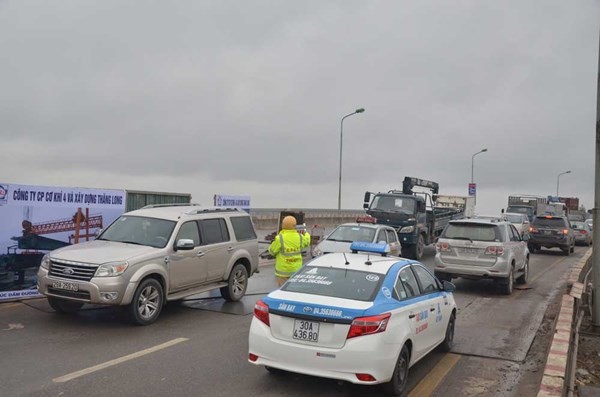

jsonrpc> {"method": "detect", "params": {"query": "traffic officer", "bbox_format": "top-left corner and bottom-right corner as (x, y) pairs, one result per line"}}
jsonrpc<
(268, 216), (311, 286)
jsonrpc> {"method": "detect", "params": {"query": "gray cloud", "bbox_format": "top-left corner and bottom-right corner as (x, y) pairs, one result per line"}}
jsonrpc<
(0, 0), (598, 213)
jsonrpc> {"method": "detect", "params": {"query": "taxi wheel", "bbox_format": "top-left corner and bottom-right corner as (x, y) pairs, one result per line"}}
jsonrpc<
(382, 344), (410, 396)
(48, 297), (83, 314)
(440, 313), (455, 352)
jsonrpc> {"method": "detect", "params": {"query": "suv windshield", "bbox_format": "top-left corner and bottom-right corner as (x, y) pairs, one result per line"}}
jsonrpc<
(327, 225), (376, 243)
(370, 195), (415, 214)
(98, 216), (176, 248)
(533, 217), (567, 228)
(442, 223), (501, 242)
(281, 266), (385, 301)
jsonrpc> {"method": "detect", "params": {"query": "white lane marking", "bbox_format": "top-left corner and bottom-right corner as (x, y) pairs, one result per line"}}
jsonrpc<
(53, 337), (189, 383)
(2, 323), (24, 331)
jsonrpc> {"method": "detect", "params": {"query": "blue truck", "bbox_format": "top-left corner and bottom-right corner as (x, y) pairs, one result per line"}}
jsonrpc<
(363, 177), (467, 260)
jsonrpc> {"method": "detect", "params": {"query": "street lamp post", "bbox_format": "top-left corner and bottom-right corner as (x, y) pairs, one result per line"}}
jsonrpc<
(556, 170), (572, 197)
(338, 108), (365, 210)
(471, 148), (488, 184)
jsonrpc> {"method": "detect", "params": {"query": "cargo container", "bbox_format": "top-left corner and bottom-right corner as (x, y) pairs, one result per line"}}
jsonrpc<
(125, 190), (192, 212)
(558, 197), (580, 211)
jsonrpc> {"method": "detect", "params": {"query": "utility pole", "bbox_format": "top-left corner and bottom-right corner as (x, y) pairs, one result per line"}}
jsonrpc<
(593, 32), (600, 326)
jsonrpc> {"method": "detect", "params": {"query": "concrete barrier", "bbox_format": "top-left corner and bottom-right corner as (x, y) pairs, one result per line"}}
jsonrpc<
(538, 248), (593, 397)
(250, 209), (366, 230)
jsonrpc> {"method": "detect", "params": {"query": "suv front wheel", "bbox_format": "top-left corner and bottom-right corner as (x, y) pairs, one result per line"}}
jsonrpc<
(128, 278), (164, 325)
(221, 263), (248, 302)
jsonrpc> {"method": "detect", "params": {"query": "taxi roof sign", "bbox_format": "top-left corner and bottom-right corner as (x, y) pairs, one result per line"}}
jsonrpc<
(350, 242), (390, 256)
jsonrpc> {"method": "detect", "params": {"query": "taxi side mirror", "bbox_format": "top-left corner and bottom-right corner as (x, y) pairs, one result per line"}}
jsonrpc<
(442, 280), (455, 292)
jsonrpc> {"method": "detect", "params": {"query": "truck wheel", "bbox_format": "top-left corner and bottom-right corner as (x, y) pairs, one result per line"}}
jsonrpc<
(220, 263), (248, 302)
(570, 242), (575, 253)
(48, 297), (83, 314)
(128, 278), (164, 326)
(562, 246), (570, 256)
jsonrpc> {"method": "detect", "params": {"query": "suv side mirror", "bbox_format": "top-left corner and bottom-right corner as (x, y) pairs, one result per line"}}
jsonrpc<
(176, 239), (195, 250)
(442, 280), (455, 292)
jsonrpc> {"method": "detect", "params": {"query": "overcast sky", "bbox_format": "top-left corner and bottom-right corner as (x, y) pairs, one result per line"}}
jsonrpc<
(1, 1), (598, 214)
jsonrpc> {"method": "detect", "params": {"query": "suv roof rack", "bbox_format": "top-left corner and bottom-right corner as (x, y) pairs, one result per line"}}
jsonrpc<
(142, 203), (201, 209)
(184, 207), (244, 215)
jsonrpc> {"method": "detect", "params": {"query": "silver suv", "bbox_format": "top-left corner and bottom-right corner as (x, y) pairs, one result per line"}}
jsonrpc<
(434, 219), (529, 295)
(37, 205), (259, 325)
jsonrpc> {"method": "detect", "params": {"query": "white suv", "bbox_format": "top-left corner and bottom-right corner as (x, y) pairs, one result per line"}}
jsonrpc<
(434, 219), (529, 295)
(37, 205), (259, 325)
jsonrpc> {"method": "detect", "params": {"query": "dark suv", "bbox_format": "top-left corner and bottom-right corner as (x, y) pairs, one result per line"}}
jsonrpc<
(528, 215), (575, 255)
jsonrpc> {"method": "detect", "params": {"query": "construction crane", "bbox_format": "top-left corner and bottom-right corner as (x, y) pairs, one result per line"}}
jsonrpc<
(31, 208), (103, 244)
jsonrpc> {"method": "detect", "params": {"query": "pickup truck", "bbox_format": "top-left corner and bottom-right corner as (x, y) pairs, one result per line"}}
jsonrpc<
(363, 177), (468, 260)
(505, 195), (547, 222)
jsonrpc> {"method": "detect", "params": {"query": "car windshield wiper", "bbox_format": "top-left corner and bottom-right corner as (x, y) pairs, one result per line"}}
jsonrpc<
(328, 238), (353, 243)
(118, 240), (146, 246)
(451, 237), (473, 243)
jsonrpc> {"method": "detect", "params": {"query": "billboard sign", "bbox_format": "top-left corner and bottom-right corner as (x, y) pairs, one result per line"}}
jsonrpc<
(214, 194), (251, 212)
(0, 183), (126, 301)
(468, 183), (476, 196)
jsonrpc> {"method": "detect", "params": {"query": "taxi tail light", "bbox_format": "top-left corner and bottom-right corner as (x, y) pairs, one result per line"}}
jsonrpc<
(436, 242), (450, 252)
(347, 313), (391, 339)
(254, 300), (270, 326)
(529, 226), (538, 233)
(562, 229), (569, 235)
(580, 230), (588, 234)
(485, 246), (504, 256)
(248, 353), (258, 362)
(356, 373), (377, 382)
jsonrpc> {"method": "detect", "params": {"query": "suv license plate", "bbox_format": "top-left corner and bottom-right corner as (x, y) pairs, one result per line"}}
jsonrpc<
(293, 319), (319, 342)
(543, 230), (552, 235)
(460, 247), (478, 254)
(52, 280), (79, 292)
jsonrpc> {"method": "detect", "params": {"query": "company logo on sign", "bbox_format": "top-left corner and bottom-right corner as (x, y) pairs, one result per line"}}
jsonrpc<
(0, 184), (8, 205)
(303, 306), (313, 313)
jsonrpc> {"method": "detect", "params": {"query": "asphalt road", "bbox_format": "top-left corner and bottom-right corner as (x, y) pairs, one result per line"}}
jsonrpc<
(0, 245), (588, 397)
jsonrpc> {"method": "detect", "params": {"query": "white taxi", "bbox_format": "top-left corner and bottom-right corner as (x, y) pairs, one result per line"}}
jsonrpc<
(248, 242), (457, 395)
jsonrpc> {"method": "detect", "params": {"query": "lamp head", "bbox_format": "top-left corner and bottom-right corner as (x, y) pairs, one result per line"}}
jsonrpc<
(355, 108), (365, 113)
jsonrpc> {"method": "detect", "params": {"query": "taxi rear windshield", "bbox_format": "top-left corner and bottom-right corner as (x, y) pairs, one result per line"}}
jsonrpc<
(281, 266), (385, 302)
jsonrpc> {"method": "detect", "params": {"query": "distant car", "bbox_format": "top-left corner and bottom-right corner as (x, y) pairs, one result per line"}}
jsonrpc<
(528, 215), (575, 255)
(434, 219), (529, 295)
(249, 242), (457, 396)
(311, 221), (401, 257)
(571, 221), (593, 247)
(501, 213), (530, 237)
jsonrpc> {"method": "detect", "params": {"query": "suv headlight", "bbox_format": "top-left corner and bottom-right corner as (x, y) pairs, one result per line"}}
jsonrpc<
(95, 262), (129, 277)
(40, 255), (50, 270)
(400, 226), (414, 233)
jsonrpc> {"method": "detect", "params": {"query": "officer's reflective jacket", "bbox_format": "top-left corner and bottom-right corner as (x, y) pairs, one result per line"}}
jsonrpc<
(268, 229), (311, 278)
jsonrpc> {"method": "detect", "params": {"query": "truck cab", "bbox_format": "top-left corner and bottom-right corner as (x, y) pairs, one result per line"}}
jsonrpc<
(363, 177), (467, 260)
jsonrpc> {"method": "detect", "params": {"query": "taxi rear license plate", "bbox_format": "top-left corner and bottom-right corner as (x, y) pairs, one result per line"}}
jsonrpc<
(52, 280), (79, 292)
(460, 247), (478, 254)
(293, 319), (319, 342)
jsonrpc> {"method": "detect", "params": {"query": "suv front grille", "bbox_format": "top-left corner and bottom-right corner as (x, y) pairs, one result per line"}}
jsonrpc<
(49, 260), (98, 281)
